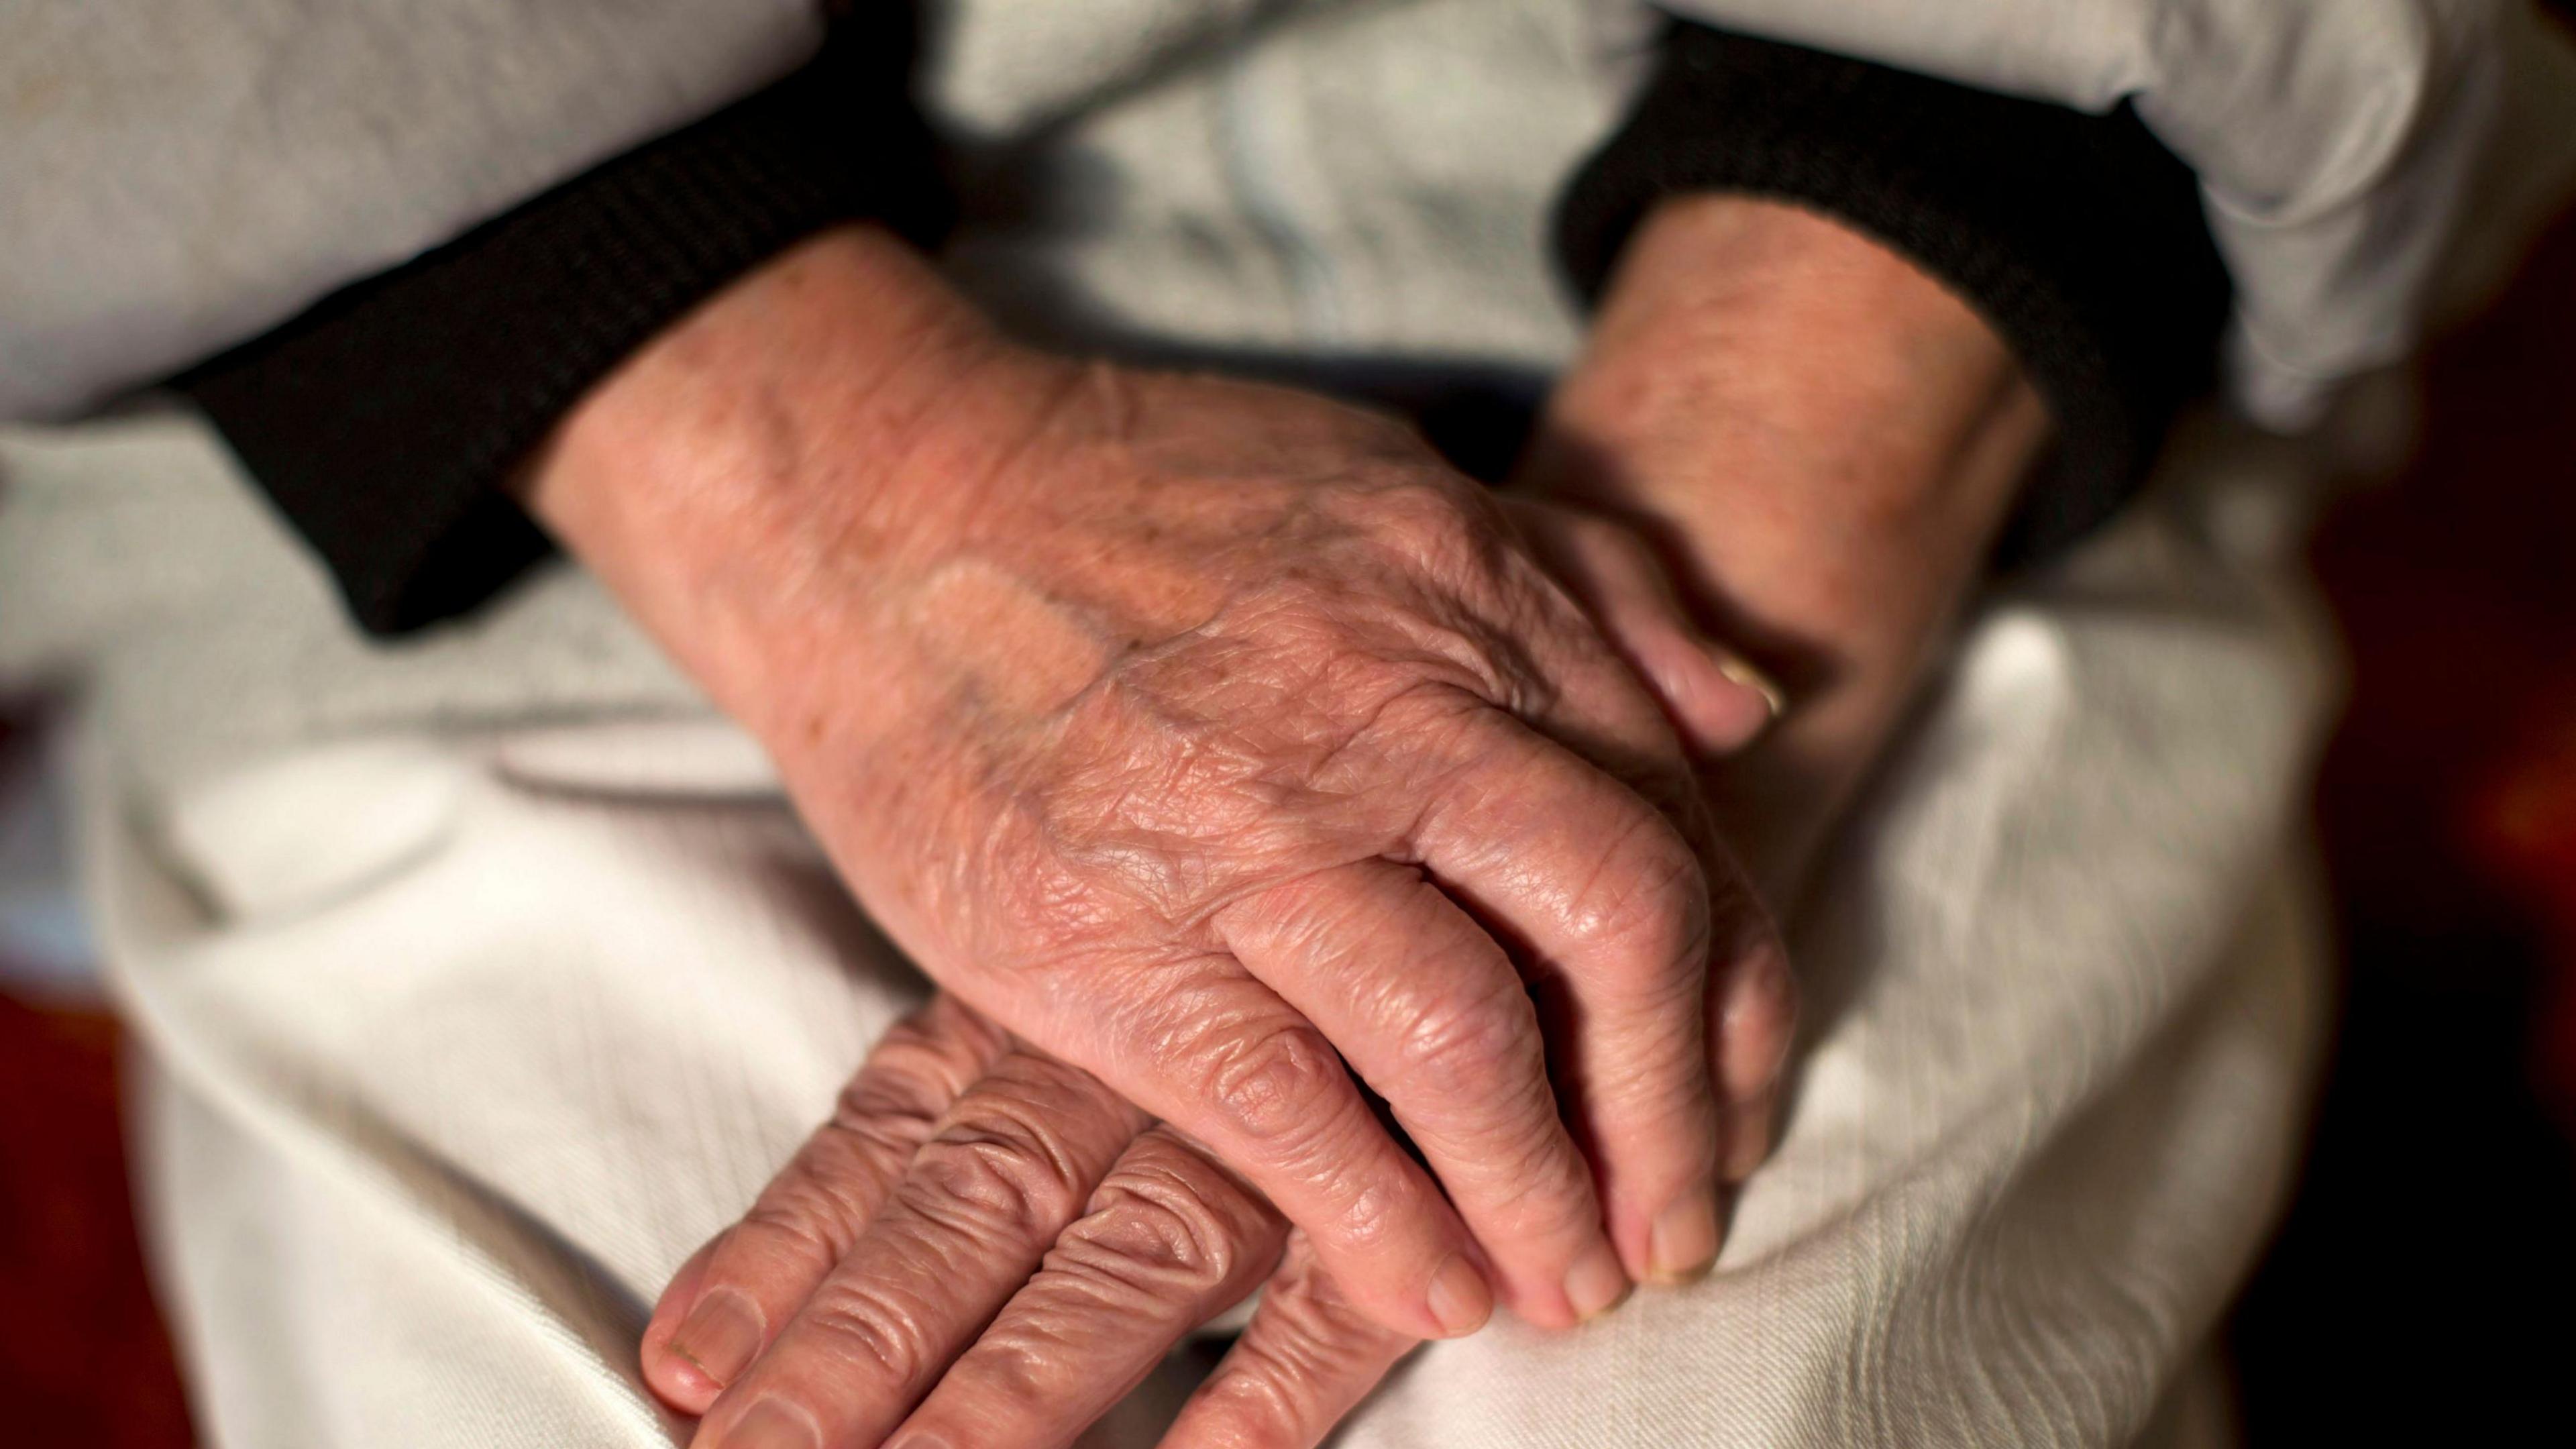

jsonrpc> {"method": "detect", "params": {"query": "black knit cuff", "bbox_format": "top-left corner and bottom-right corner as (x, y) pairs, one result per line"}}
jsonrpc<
(1556, 21), (2231, 566)
(180, 20), (950, 635)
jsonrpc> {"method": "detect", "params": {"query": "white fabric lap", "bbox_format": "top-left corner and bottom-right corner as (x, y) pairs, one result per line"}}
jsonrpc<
(89, 495), (2326, 1448)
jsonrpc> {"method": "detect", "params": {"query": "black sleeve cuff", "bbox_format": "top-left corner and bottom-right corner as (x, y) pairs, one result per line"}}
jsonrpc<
(180, 18), (951, 636)
(1554, 21), (2231, 566)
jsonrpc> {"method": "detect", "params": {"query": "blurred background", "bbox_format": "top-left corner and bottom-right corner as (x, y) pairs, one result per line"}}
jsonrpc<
(5, 96), (2573, 1449)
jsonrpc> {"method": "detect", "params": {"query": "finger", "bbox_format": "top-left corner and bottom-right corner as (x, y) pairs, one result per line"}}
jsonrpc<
(882, 1128), (1287, 1449)
(1495, 561), (1797, 1261)
(692, 1049), (1147, 1449)
(1715, 920), (1796, 1183)
(1723, 1077), (1784, 1184)
(1218, 860), (1629, 1329)
(1503, 498), (1782, 757)
(1502, 502), (1799, 1191)
(1077, 965), (1498, 1344)
(644, 996), (1012, 1412)
(1157, 1233), (1416, 1449)
(1409, 708), (1774, 1284)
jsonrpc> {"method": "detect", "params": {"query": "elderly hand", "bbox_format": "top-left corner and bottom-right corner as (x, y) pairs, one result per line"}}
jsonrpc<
(639, 493), (1782, 1449)
(631, 193), (2053, 1449)
(527, 225), (1795, 1341)
(645, 994), (1413, 1449)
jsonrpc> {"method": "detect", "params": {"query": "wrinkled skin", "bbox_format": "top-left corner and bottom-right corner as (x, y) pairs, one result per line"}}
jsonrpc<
(533, 226), (1799, 1350)
(647, 994), (1411, 1449)
(621, 195), (2050, 1449)
(644, 492), (1782, 1449)
(763, 362), (1793, 1330)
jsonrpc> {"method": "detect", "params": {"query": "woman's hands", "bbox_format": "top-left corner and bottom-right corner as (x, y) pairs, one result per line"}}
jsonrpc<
(527, 225), (1796, 1338)
(638, 496), (1787, 1449)
(582, 190), (2051, 1449)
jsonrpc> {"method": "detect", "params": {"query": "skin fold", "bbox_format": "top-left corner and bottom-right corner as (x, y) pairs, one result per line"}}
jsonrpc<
(527, 193), (2044, 1449)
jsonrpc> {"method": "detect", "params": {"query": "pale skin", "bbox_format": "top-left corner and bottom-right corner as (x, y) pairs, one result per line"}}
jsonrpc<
(527, 193), (2044, 1449)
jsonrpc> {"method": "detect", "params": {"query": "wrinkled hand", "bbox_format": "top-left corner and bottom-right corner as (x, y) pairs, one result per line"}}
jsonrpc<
(530, 227), (1796, 1340)
(642, 494), (1786, 1449)
(647, 995), (1412, 1449)
(631, 193), (2048, 1449)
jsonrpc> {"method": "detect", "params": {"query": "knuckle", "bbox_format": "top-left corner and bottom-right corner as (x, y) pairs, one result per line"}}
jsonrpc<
(1197, 1024), (1348, 1149)
(1065, 1152), (1270, 1295)
(737, 1189), (859, 1270)
(1476, 1132), (1601, 1239)
(1367, 478), (1494, 571)
(937, 1334), (1056, 1409)
(905, 1122), (1087, 1242)
(815, 1108), (927, 1181)
(1049, 1212), (1234, 1311)
(1572, 810), (1711, 989)
(799, 1279), (938, 1386)
(851, 1006), (1002, 1109)
(1395, 985), (1542, 1103)
(831, 1069), (949, 1142)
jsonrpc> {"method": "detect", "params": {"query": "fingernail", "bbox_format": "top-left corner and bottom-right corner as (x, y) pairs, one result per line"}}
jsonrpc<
(1648, 1185), (1722, 1285)
(1564, 1240), (1632, 1322)
(671, 1288), (765, 1387)
(1713, 652), (1787, 720)
(1426, 1254), (1494, 1336)
(724, 1399), (820, 1449)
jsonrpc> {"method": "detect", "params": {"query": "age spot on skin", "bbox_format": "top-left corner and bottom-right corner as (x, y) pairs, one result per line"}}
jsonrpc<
(909, 559), (1116, 719)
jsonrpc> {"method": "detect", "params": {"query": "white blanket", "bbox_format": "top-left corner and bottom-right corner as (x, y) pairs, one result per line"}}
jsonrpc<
(82, 435), (2328, 1444)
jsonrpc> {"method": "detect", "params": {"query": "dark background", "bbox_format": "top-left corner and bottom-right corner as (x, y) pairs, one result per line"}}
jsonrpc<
(2230, 133), (2576, 1442)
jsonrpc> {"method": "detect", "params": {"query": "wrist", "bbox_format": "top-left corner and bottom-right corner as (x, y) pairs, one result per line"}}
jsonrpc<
(1540, 195), (2036, 566)
(1529, 195), (2047, 892)
(520, 225), (1059, 736)
(1538, 193), (2043, 661)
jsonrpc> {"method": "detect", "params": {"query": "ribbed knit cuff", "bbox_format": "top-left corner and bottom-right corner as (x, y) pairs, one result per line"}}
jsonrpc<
(1556, 21), (2231, 565)
(182, 19), (950, 635)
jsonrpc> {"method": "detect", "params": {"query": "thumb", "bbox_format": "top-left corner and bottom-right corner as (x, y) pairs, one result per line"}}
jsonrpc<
(1503, 496), (1784, 758)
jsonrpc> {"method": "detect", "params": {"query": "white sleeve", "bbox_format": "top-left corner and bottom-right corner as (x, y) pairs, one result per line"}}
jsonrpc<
(0, 0), (822, 421)
(1632, 0), (2576, 427)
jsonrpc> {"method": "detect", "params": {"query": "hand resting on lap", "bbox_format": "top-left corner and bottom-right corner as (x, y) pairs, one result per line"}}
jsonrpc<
(647, 994), (1409, 1449)
(633, 193), (2049, 1449)
(641, 495), (1784, 1449)
(527, 227), (1796, 1339)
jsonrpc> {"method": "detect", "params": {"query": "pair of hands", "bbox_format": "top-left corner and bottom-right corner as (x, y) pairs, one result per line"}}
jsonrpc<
(528, 196), (2047, 1449)
(629, 484), (1789, 1449)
